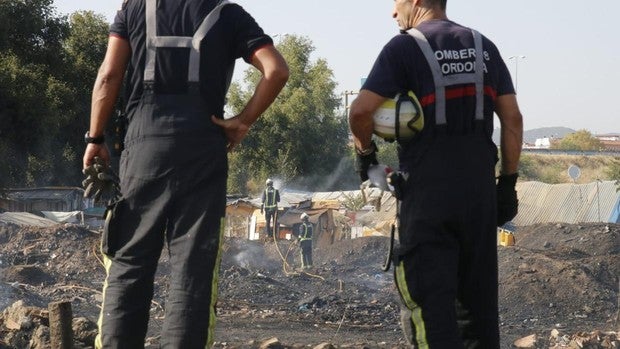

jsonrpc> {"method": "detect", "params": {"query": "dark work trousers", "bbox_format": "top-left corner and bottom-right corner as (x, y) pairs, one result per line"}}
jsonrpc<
(97, 94), (228, 349)
(299, 240), (313, 268)
(394, 135), (499, 349)
(264, 208), (276, 237)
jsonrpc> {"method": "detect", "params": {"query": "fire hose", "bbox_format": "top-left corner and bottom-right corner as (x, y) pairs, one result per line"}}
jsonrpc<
(362, 165), (407, 272)
(269, 211), (324, 280)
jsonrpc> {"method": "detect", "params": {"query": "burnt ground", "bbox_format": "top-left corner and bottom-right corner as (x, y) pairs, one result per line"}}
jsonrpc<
(0, 222), (618, 348)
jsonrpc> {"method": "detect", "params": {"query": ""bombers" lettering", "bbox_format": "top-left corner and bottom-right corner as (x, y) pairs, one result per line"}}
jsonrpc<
(434, 49), (490, 75)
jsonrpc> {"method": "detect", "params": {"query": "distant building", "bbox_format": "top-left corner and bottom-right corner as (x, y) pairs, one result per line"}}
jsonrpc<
(594, 133), (620, 151)
(523, 136), (554, 150)
(534, 137), (552, 149)
(594, 134), (620, 142)
(0, 187), (85, 213)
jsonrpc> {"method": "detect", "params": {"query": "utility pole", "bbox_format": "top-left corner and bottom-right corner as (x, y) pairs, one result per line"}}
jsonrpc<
(343, 90), (358, 117)
(508, 55), (526, 93)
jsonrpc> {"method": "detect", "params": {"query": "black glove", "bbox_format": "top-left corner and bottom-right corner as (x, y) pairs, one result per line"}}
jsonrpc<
(496, 173), (518, 226)
(355, 141), (378, 182)
(82, 157), (120, 203)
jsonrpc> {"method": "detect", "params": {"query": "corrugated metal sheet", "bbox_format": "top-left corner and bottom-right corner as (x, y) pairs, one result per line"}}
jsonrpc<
(313, 188), (397, 213)
(1, 187), (85, 213)
(0, 212), (58, 227)
(3, 187), (82, 201)
(239, 181), (619, 228)
(514, 180), (620, 225)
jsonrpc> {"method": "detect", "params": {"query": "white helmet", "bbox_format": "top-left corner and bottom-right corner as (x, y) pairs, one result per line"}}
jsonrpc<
(266, 178), (273, 185)
(300, 213), (309, 221)
(373, 91), (424, 142)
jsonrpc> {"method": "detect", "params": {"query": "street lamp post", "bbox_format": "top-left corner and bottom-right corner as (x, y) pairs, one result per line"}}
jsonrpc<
(508, 55), (526, 93)
(343, 90), (358, 116)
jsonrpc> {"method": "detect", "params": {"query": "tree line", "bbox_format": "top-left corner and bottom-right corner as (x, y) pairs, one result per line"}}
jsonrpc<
(0, 0), (108, 189)
(1, 0), (617, 195)
(0, 0), (361, 195)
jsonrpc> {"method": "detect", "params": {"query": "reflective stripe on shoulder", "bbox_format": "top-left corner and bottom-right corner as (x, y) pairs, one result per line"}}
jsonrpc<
(144, 0), (231, 84)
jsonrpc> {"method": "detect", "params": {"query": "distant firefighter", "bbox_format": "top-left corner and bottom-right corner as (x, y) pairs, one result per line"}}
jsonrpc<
(297, 213), (313, 269)
(261, 178), (280, 238)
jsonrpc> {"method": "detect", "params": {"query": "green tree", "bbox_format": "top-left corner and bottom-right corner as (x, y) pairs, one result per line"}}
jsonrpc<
(0, 0), (68, 70)
(0, 1), (109, 189)
(0, 0), (69, 188)
(605, 159), (620, 191)
(227, 35), (353, 194)
(551, 130), (602, 151)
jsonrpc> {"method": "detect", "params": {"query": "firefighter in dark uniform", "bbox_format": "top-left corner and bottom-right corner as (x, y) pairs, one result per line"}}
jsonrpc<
(349, 0), (522, 348)
(297, 213), (313, 269)
(82, 0), (288, 347)
(261, 178), (280, 238)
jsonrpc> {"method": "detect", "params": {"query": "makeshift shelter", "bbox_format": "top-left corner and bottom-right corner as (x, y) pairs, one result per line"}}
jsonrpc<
(0, 187), (85, 213)
(225, 197), (258, 239)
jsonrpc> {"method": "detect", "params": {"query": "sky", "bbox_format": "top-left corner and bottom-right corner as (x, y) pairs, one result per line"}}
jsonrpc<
(52, 0), (620, 134)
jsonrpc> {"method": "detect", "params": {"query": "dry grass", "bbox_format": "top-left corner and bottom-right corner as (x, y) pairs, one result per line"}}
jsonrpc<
(517, 153), (619, 184)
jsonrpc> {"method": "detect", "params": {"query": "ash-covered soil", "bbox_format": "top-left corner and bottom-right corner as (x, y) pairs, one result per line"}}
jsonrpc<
(0, 222), (618, 348)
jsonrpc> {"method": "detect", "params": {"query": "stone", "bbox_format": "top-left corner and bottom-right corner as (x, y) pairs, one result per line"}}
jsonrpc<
(514, 334), (537, 348)
(259, 337), (283, 349)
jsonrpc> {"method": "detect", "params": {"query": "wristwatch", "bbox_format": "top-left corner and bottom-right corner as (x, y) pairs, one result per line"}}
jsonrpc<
(84, 131), (105, 144)
(355, 141), (377, 156)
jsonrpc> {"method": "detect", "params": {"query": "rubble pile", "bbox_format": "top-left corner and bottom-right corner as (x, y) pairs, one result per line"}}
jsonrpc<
(0, 300), (97, 349)
(0, 221), (618, 348)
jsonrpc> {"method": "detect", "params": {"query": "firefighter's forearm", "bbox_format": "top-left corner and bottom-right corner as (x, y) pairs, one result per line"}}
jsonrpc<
(90, 72), (122, 137)
(89, 36), (130, 137)
(500, 124), (522, 175)
(496, 94), (523, 175)
(348, 90), (386, 151)
(348, 108), (374, 151)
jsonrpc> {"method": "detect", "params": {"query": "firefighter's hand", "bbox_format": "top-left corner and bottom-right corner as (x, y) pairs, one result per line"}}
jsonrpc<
(497, 173), (518, 226)
(83, 143), (111, 170)
(82, 157), (120, 203)
(211, 115), (250, 152)
(355, 141), (378, 182)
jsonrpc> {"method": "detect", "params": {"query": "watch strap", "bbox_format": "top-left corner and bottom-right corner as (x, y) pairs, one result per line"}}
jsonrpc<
(85, 131), (105, 144)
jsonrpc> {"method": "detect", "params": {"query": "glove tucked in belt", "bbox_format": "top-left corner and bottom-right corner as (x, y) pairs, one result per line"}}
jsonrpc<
(82, 157), (120, 203)
(355, 141), (378, 182)
(496, 173), (518, 226)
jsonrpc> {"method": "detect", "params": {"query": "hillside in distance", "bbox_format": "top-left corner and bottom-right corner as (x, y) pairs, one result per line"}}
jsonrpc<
(492, 126), (576, 144)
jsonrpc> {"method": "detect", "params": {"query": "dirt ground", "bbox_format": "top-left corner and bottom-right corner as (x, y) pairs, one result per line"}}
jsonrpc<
(0, 221), (618, 348)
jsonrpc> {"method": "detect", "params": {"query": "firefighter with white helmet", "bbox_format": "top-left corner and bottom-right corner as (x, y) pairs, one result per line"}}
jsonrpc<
(297, 213), (313, 269)
(348, 0), (523, 347)
(261, 178), (280, 238)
